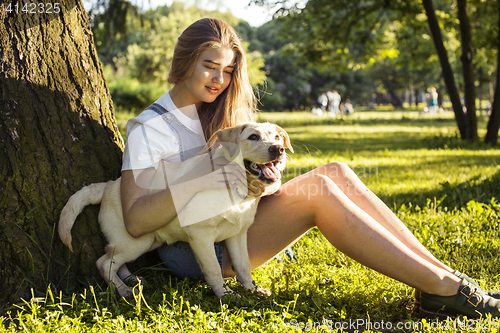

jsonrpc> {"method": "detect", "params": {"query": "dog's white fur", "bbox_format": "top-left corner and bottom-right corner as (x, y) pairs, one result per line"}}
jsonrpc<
(58, 122), (292, 298)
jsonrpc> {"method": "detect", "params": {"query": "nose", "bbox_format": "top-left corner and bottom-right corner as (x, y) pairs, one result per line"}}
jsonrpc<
(268, 145), (284, 157)
(212, 70), (223, 84)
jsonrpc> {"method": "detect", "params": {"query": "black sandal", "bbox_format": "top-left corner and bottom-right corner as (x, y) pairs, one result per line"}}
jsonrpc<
(418, 279), (500, 319)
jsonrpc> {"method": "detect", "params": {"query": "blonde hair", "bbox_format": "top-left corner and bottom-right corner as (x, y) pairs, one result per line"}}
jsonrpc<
(168, 18), (256, 142)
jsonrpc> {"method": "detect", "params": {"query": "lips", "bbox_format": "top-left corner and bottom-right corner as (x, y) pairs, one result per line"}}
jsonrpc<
(206, 86), (220, 95)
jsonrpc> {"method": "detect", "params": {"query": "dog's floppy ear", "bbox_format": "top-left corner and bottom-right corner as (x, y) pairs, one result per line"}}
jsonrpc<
(216, 123), (247, 144)
(275, 125), (294, 153)
(215, 124), (247, 161)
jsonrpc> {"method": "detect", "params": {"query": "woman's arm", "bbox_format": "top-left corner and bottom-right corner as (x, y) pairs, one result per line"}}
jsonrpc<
(121, 158), (247, 238)
(121, 169), (203, 238)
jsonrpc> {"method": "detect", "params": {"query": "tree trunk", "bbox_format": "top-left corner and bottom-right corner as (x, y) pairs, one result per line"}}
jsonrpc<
(457, 0), (478, 140)
(408, 83), (413, 106)
(485, 1), (500, 144)
(422, 0), (467, 139)
(388, 89), (403, 108)
(478, 68), (483, 115)
(0, 0), (124, 310)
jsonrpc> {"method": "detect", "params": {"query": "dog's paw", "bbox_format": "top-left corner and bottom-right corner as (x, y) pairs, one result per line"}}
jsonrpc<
(125, 275), (147, 285)
(220, 289), (242, 302)
(217, 285), (242, 299)
(117, 286), (135, 298)
(117, 284), (145, 298)
(255, 287), (271, 297)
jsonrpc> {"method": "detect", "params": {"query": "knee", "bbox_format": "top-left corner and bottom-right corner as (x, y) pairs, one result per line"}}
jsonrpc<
(303, 173), (343, 198)
(316, 162), (369, 194)
(318, 162), (354, 179)
(280, 172), (340, 199)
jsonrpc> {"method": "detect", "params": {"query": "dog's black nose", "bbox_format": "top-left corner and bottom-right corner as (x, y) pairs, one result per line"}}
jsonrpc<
(269, 145), (284, 157)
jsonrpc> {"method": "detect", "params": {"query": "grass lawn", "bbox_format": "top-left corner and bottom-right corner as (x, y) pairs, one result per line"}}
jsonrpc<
(3, 108), (500, 332)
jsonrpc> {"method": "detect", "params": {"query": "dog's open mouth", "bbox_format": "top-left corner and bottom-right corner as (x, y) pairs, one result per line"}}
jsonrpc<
(244, 159), (282, 183)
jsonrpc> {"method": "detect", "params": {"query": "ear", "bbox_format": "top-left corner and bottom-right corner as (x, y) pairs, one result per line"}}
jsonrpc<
(216, 124), (247, 144)
(215, 124), (247, 161)
(276, 125), (294, 153)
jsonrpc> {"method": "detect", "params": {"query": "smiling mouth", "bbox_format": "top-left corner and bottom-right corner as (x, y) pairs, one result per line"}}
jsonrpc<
(206, 86), (220, 94)
(244, 159), (282, 183)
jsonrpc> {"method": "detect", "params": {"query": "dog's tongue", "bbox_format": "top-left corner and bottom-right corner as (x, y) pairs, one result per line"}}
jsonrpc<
(261, 162), (281, 181)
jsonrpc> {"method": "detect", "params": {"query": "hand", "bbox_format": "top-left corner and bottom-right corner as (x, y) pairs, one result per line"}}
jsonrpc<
(151, 148), (249, 200)
(204, 156), (248, 197)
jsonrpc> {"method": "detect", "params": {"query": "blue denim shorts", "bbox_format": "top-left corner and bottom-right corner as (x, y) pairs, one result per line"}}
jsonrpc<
(157, 241), (296, 279)
(157, 241), (224, 278)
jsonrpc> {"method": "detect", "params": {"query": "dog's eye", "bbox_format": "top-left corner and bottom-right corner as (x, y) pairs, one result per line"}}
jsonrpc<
(248, 134), (260, 140)
(275, 135), (280, 140)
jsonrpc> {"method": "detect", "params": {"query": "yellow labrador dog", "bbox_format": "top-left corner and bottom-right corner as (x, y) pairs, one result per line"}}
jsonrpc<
(58, 122), (293, 298)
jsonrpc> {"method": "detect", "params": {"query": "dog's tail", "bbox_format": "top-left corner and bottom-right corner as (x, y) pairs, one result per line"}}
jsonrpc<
(58, 182), (107, 252)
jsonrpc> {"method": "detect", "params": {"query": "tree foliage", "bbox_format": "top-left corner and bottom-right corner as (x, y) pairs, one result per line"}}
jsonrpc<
(85, 0), (500, 144)
(252, 0), (500, 142)
(89, 2), (267, 111)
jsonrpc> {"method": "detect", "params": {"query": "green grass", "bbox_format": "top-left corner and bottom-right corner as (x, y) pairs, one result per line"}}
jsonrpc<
(3, 109), (500, 332)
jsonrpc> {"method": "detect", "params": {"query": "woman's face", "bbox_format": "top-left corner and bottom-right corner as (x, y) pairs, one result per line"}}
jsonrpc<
(182, 47), (236, 109)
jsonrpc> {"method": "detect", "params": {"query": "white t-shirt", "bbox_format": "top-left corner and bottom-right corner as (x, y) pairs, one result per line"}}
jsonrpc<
(122, 91), (206, 171)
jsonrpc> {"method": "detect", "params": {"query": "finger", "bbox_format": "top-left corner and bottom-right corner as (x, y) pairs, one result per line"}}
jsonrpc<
(215, 163), (245, 175)
(218, 165), (246, 180)
(221, 170), (248, 185)
(209, 171), (245, 188)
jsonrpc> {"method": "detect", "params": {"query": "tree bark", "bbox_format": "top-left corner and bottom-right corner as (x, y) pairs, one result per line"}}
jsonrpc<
(478, 68), (483, 115)
(0, 0), (124, 310)
(457, 0), (478, 140)
(485, 1), (500, 144)
(422, 0), (467, 139)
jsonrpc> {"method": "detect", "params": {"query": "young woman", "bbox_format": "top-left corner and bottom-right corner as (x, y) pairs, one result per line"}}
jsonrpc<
(121, 18), (500, 318)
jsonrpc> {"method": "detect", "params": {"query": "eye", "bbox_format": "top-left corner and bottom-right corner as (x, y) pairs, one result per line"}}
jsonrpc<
(248, 134), (260, 140)
(275, 135), (280, 140)
(204, 65), (215, 70)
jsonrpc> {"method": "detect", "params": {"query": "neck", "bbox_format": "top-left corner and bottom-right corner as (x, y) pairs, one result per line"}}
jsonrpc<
(170, 84), (203, 120)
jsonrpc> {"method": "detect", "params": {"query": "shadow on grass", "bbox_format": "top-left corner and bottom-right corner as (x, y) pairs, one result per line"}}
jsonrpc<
(290, 130), (495, 155)
(267, 113), (460, 129)
(381, 168), (500, 211)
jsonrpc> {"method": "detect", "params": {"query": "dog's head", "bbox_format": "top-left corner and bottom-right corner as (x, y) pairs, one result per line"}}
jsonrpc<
(216, 122), (293, 197)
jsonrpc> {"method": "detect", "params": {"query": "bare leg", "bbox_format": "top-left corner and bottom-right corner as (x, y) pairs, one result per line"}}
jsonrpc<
(312, 162), (454, 273)
(222, 164), (461, 296)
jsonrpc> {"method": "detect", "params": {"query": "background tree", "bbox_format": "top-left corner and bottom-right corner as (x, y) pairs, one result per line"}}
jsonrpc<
(485, 1), (500, 145)
(252, 0), (429, 108)
(457, 0), (478, 140)
(249, 19), (376, 111)
(421, 0), (467, 138)
(0, 0), (123, 310)
(253, 0), (499, 141)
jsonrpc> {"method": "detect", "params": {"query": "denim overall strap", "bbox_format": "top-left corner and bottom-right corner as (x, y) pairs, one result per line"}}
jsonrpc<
(145, 102), (224, 278)
(146, 103), (204, 161)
